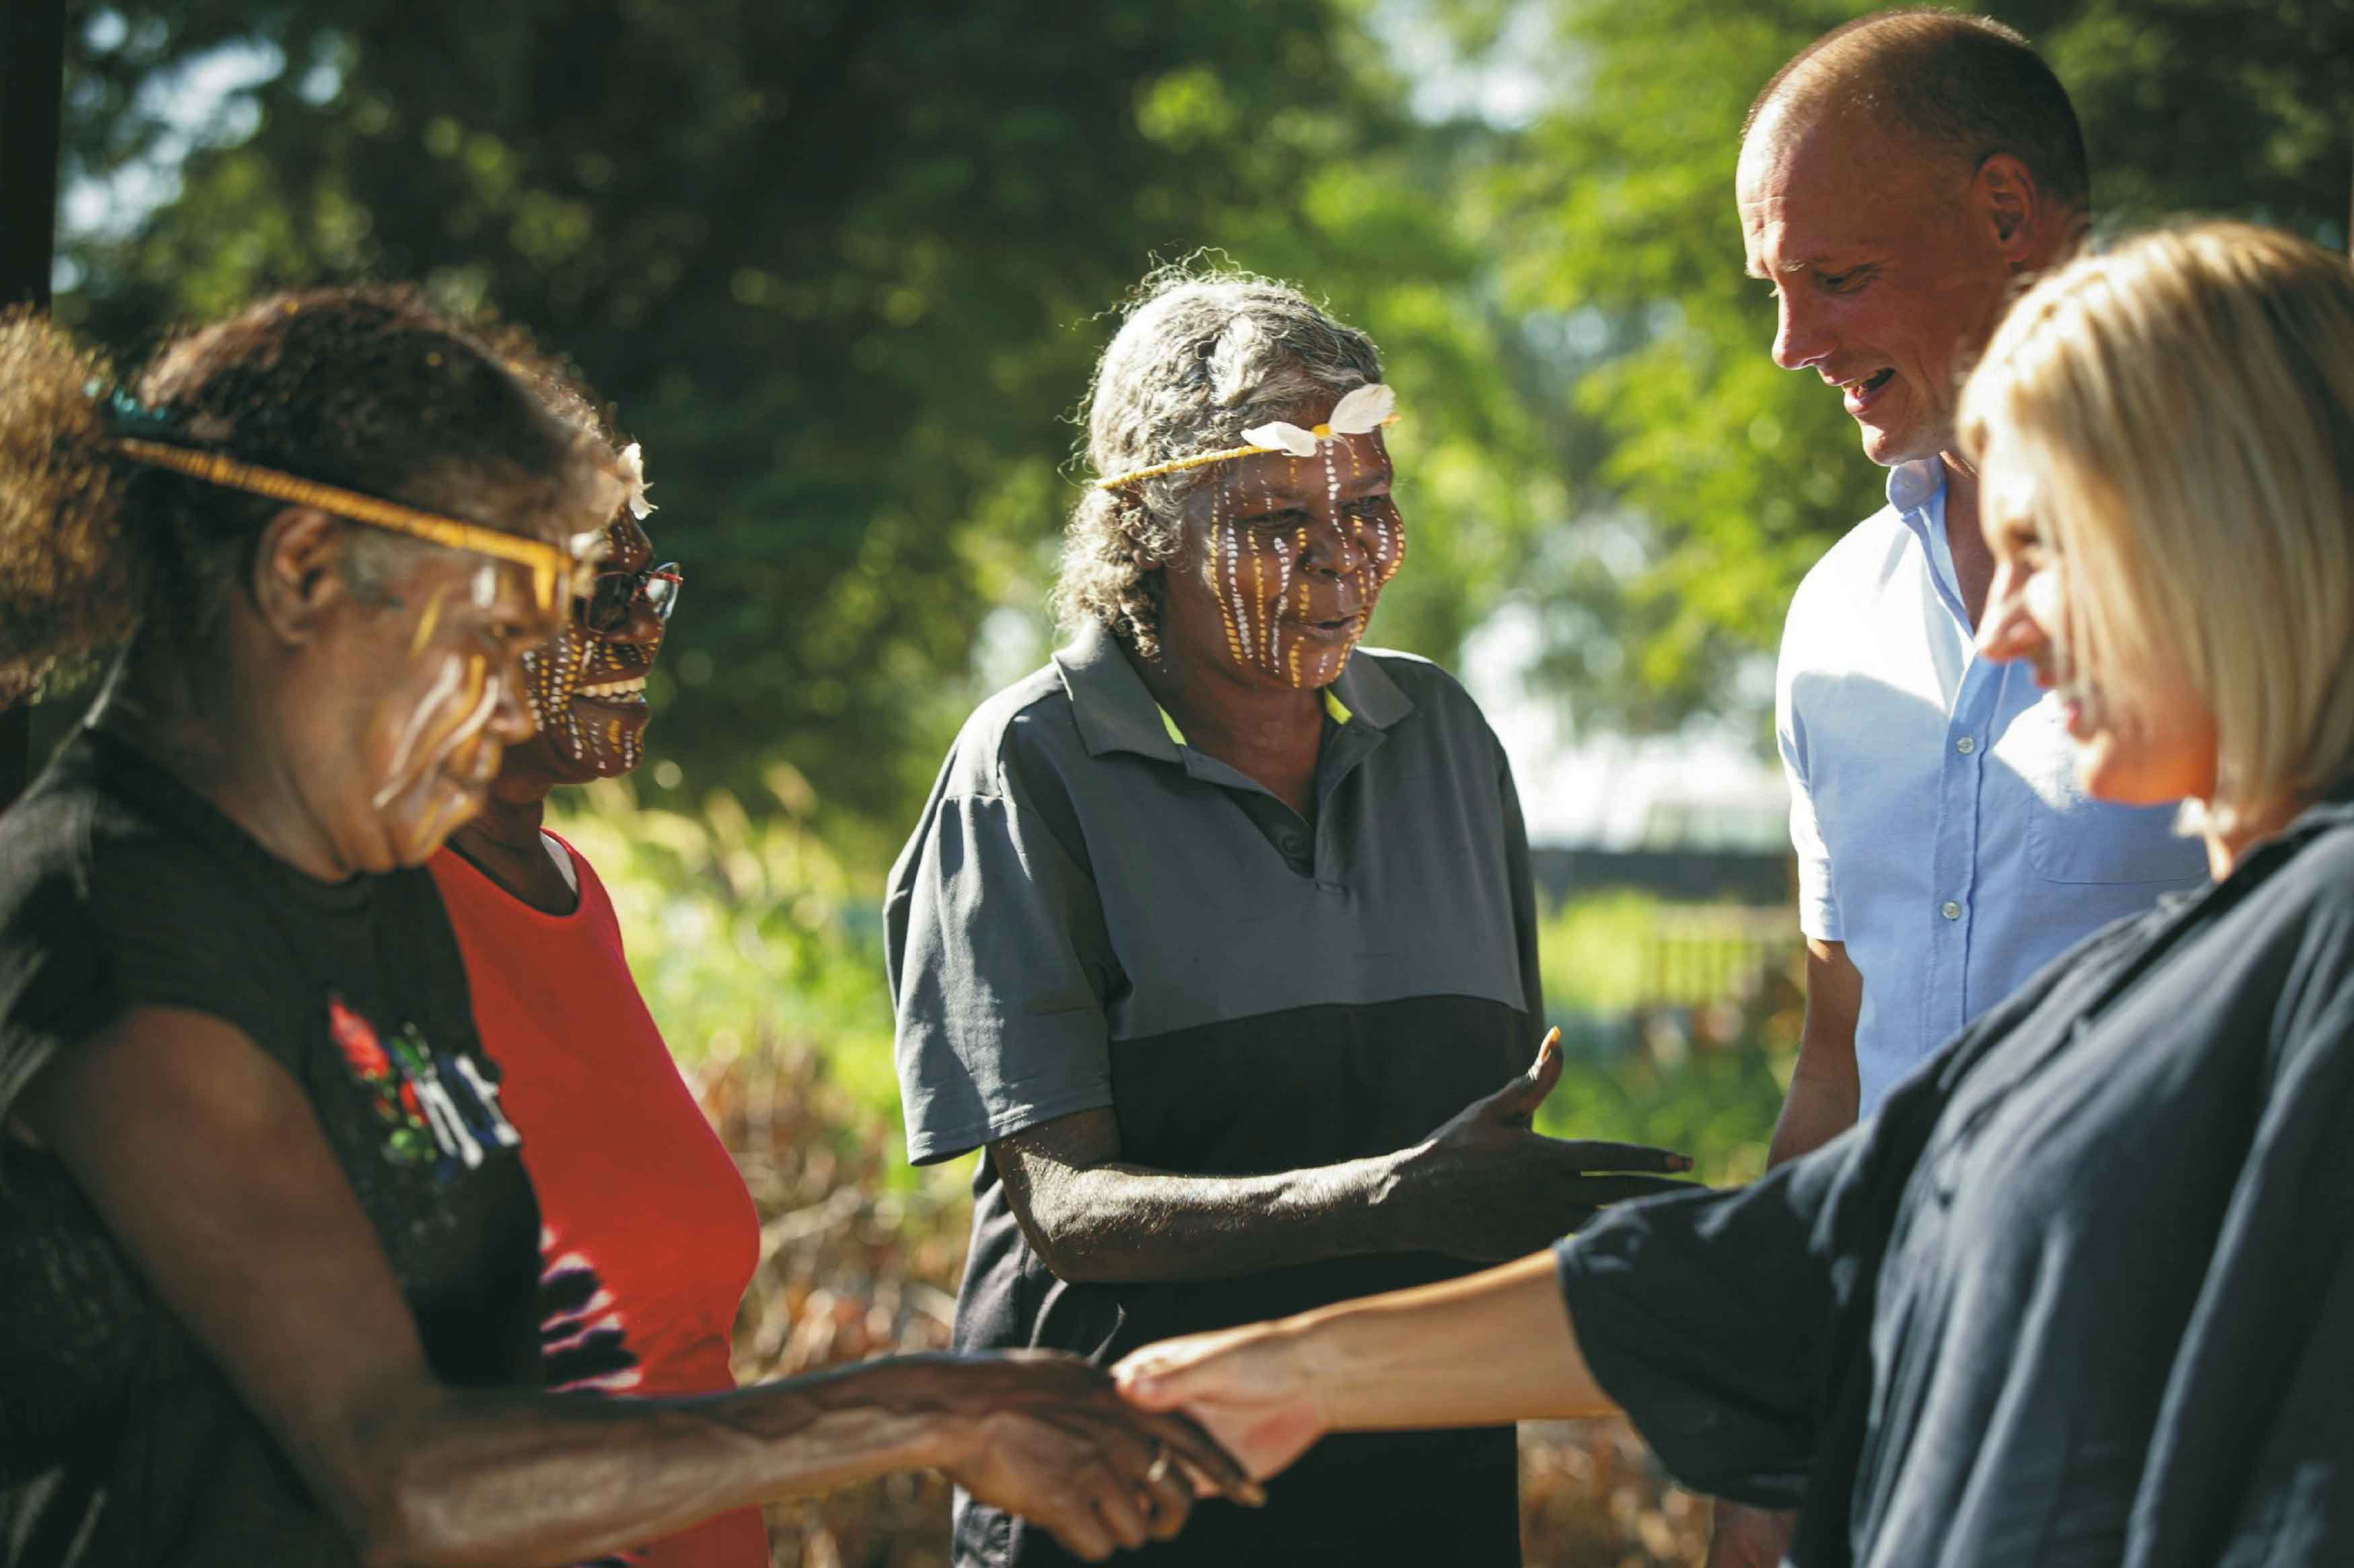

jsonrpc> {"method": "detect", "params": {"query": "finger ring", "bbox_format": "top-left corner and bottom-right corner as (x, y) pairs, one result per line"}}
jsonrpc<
(1144, 1448), (1174, 1486)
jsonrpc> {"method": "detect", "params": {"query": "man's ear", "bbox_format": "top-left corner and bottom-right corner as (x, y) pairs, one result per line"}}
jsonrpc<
(1975, 153), (2043, 270)
(249, 507), (354, 645)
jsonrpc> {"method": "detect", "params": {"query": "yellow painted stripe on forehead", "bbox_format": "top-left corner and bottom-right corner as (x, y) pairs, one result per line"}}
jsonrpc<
(112, 437), (588, 613)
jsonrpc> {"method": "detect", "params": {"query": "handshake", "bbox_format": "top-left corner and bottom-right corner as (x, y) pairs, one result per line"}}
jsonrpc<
(944, 1028), (1692, 1559)
(928, 1331), (1344, 1562)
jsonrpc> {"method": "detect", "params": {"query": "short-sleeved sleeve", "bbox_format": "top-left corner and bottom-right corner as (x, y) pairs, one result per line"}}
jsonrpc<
(1554, 1138), (1858, 1509)
(0, 849), (109, 1129)
(0, 793), (295, 1130)
(886, 731), (1120, 1165)
(1496, 744), (1546, 1029)
(1776, 594), (1841, 944)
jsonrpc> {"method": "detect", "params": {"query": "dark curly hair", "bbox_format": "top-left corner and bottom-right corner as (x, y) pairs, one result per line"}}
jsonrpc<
(0, 286), (608, 702)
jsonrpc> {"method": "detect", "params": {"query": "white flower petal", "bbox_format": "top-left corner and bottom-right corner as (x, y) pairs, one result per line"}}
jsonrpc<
(1328, 383), (1396, 434)
(616, 441), (656, 518)
(1243, 421), (1319, 457)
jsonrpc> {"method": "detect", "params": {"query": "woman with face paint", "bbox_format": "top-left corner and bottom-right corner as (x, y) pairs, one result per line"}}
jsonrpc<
(0, 292), (1254, 1568)
(885, 268), (1694, 1568)
(1112, 224), (2354, 1568)
(427, 364), (767, 1568)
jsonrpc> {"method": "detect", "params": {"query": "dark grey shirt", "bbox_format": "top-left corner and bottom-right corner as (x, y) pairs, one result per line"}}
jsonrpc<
(888, 623), (1543, 1567)
(1558, 789), (2354, 1568)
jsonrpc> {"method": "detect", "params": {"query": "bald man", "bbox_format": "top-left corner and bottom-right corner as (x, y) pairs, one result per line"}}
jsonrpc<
(1714, 13), (2205, 1565)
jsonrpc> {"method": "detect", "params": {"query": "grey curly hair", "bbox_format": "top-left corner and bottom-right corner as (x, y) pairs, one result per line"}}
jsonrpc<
(1054, 266), (1382, 657)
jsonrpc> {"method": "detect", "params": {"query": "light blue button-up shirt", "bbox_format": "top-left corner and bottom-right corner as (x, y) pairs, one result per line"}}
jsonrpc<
(1774, 459), (2207, 1114)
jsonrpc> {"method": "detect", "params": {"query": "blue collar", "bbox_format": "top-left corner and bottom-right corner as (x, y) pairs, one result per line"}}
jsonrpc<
(1887, 459), (1970, 627)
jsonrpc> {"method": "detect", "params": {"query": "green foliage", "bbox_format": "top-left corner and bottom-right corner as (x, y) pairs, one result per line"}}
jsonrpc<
(56, 0), (1549, 843)
(547, 771), (909, 1148)
(1534, 892), (1798, 1185)
(50, 0), (2354, 823)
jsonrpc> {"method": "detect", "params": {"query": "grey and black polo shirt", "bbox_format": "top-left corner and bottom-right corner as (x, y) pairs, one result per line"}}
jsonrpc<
(886, 622), (1542, 1567)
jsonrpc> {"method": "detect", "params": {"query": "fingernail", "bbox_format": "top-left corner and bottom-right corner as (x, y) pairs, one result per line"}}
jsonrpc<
(1671, 1155), (1694, 1171)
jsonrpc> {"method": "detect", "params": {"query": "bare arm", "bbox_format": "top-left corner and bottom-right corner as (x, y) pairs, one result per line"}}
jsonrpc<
(14, 1008), (1256, 1567)
(992, 1033), (1694, 1285)
(1765, 938), (1862, 1169)
(1112, 1251), (1613, 1479)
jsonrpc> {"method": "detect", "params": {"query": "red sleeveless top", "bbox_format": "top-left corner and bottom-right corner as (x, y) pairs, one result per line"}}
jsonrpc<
(430, 834), (765, 1568)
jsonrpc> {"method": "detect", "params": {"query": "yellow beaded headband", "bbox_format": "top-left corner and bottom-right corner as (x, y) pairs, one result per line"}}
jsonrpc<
(1094, 383), (1399, 491)
(111, 436), (597, 615)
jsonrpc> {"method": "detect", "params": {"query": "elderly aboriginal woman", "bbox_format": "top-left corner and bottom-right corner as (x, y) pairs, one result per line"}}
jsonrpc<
(0, 289), (1250, 1568)
(1116, 223), (2354, 1568)
(886, 270), (1693, 1568)
(426, 352), (767, 1568)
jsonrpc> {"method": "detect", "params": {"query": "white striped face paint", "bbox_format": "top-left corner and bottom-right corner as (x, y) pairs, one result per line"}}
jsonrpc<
(515, 514), (665, 783)
(1169, 426), (1405, 693)
(354, 553), (549, 868)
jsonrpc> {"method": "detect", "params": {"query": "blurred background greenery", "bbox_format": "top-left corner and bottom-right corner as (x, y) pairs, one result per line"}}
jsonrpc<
(37, 0), (2354, 1561)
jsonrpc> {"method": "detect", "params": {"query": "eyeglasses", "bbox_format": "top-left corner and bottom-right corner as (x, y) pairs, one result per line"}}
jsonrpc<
(580, 560), (683, 633)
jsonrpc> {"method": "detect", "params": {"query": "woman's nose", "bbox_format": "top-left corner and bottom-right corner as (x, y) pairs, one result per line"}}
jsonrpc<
(1975, 563), (2044, 664)
(487, 656), (538, 746)
(1299, 509), (1367, 576)
(601, 594), (665, 646)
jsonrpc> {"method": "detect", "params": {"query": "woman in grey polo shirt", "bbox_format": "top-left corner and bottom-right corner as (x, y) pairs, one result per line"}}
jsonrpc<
(885, 268), (1691, 1567)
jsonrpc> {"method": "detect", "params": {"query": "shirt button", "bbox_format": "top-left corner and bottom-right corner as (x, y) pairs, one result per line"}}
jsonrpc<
(1941, 900), (1963, 920)
(1955, 735), (1977, 754)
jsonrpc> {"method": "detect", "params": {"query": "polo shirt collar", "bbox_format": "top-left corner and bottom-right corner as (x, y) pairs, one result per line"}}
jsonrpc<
(1053, 620), (1414, 761)
(1327, 646), (1412, 731)
(1057, 621), (1181, 762)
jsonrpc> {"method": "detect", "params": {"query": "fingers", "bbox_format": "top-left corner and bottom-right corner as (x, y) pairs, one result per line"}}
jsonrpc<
(1113, 1334), (1226, 1410)
(1136, 1445), (1195, 1539)
(1086, 1459), (1155, 1553)
(1548, 1139), (1694, 1173)
(1482, 1027), (1563, 1125)
(1025, 1426), (1165, 1560)
(1133, 1406), (1264, 1507)
(1042, 1492), (1118, 1562)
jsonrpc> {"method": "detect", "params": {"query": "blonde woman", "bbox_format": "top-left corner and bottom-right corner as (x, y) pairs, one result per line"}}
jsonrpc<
(1112, 222), (2354, 1567)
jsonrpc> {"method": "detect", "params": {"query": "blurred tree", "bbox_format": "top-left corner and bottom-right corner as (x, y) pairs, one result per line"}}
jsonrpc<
(1482, 0), (2354, 733)
(56, 0), (1547, 845)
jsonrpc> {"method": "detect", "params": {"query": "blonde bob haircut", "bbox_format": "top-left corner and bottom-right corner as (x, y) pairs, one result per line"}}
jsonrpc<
(1958, 221), (2354, 837)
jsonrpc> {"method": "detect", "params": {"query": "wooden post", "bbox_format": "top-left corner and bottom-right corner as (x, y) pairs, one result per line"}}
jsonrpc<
(0, 0), (66, 808)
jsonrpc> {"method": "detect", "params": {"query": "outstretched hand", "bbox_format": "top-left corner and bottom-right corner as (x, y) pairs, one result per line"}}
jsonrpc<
(936, 1351), (1263, 1561)
(1392, 1028), (1697, 1259)
(1112, 1323), (1327, 1485)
